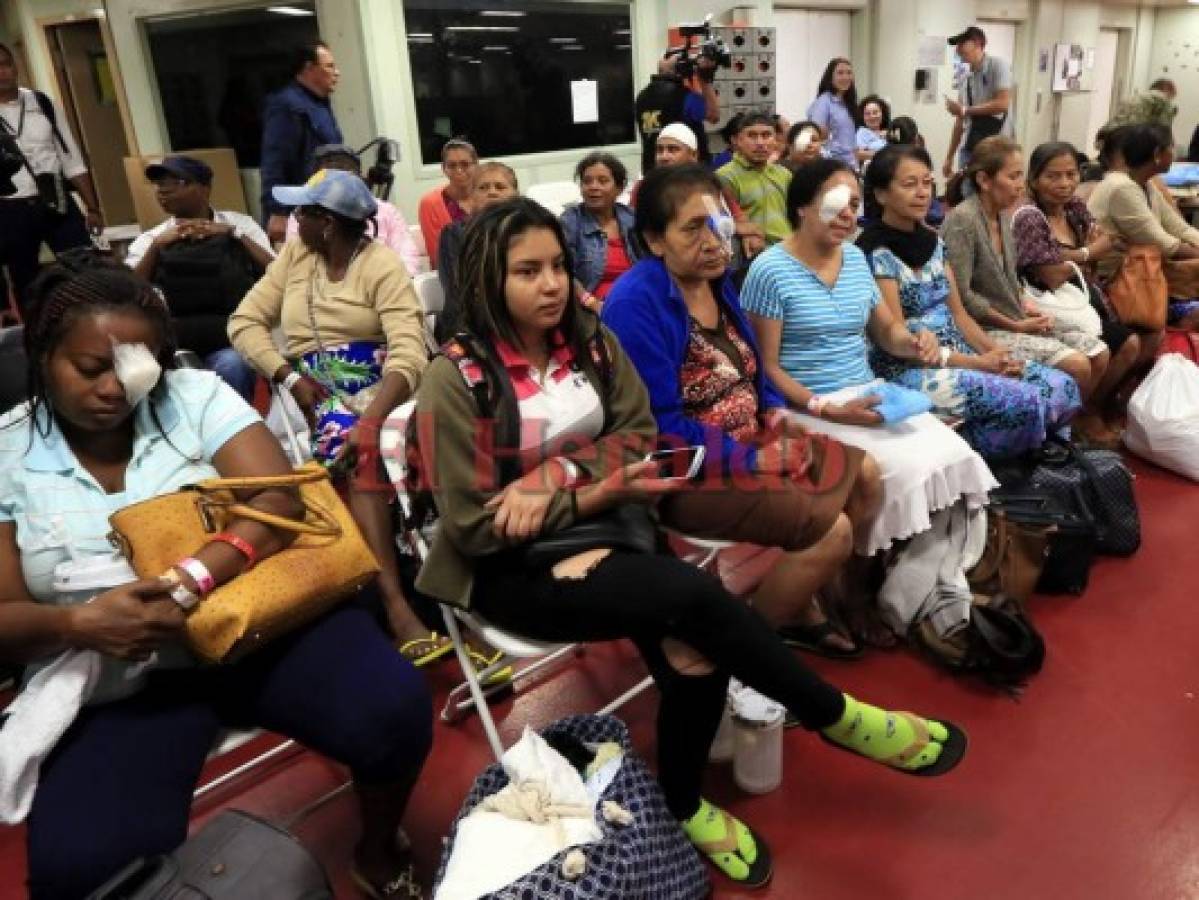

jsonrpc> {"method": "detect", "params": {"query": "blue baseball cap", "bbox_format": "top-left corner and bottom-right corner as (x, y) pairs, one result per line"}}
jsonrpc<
(145, 155), (213, 186)
(272, 169), (377, 221)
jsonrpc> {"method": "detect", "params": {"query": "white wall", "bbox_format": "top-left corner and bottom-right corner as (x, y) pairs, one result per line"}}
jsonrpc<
(6, 0), (1168, 225)
(1147, 6), (1199, 152)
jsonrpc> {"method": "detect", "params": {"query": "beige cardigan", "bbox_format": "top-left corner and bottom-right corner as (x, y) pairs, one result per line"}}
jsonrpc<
(228, 238), (427, 394)
(1087, 171), (1199, 282)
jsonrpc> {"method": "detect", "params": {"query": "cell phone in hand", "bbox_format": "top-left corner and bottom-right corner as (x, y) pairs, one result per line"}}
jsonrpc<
(645, 446), (706, 481)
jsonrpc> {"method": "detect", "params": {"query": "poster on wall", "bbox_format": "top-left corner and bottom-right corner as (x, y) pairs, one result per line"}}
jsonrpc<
(1052, 42), (1091, 92)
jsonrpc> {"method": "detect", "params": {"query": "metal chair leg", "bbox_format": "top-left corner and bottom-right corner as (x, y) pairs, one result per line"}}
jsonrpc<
(441, 605), (505, 761)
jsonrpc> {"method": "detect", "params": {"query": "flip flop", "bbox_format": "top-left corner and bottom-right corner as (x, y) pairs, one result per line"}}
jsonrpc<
(397, 632), (453, 667)
(820, 712), (969, 777)
(778, 620), (863, 659)
(466, 644), (514, 688)
(689, 807), (773, 889)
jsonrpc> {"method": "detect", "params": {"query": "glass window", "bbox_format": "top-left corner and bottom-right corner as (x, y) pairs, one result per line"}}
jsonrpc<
(403, 1), (634, 164)
(144, 4), (320, 167)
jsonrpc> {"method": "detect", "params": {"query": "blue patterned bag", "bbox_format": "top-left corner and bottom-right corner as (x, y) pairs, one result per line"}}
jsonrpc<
(434, 715), (709, 900)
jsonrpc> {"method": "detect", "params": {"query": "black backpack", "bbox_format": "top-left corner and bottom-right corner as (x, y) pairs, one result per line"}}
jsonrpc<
(153, 234), (259, 357)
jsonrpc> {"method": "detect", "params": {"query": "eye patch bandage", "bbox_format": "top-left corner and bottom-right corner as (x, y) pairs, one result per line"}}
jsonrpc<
(702, 194), (736, 258)
(793, 128), (816, 152)
(110, 339), (161, 407)
(818, 184), (852, 224)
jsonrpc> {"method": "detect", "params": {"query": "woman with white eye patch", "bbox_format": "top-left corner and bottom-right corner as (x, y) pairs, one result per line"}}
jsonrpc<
(0, 260), (433, 900)
(741, 159), (996, 647)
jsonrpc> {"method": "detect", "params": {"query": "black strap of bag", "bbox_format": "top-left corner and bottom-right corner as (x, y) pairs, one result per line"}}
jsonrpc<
(912, 593), (1045, 692)
(32, 90), (70, 155)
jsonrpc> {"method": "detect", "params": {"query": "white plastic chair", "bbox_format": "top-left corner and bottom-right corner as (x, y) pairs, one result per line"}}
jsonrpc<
(412, 271), (445, 353)
(526, 181), (582, 217)
(379, 401), (652, 761)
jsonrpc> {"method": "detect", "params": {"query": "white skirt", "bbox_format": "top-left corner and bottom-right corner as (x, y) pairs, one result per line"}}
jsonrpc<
(789, 384), (998, 555)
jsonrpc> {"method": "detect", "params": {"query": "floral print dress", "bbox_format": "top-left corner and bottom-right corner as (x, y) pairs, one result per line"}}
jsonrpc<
(679, 311), (762, 442)
(867, 241), (1080, 459)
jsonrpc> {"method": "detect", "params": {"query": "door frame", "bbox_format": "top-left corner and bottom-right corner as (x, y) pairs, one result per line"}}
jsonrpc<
(35, 12), (140, 158)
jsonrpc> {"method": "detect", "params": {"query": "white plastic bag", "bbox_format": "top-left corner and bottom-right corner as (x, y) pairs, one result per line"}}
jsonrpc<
(1124, 353), (1199, 481)
(1022, 263), (1102, 341)
(264, 384), (312, 465)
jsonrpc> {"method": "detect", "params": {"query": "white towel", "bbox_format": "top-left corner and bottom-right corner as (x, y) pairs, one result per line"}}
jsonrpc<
(879, 504), (987, 637)
(436, 728), (604, 900)
(0, 650), (101, 824)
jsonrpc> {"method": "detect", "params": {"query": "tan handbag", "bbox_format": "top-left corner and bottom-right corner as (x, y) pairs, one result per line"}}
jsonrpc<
(108, 462), (380, 663)
(967, 509), (1051, 604)
(1106, 245), (1168, 330)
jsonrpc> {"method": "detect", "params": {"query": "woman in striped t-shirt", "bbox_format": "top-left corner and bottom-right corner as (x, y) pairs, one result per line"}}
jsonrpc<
(742, 159), (996, 647)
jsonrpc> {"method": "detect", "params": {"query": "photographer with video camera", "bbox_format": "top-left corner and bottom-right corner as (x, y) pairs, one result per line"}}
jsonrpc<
(634, 25), (725, 175)
(0, 42), (102, 313)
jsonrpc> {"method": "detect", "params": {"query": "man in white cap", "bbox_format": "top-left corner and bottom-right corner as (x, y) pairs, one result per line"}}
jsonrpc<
(630, 123), (700, 208)
(655, 122), (700, 168)
(632, 123), (766, 259)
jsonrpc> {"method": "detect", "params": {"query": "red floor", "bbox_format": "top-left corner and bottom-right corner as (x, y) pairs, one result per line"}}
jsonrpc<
(2, 458), (1198, 899)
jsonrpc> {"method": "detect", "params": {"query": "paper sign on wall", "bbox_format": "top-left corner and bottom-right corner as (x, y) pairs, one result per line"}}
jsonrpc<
(918, 35), (946, 68)
(571, 80), (598, 124)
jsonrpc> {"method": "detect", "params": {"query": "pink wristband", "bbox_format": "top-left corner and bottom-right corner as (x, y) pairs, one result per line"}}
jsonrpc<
(806, 395), (826, 417)
(177, 557), (215, 596)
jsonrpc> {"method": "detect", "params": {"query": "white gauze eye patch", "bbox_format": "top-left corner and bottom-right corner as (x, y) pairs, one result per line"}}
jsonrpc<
(109, 338), (161, 407)
(818, 184), (852, 224)
(701, 194), (736, 257)
(793, 129), (814, 152)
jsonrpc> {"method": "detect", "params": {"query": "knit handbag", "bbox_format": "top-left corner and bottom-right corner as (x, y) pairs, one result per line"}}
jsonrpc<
(435, 715), (710, 900)
(108, 462), (380, 663)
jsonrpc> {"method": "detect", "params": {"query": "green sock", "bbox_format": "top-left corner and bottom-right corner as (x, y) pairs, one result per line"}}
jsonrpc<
(682, 799), (758, 881)
(821, 694), (948, 771)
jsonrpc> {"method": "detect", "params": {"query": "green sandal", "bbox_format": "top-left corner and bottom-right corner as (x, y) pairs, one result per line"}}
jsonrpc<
(683, 799), (773, 889)
(397, 632), (453, 667)
(467, 644), (514, 688)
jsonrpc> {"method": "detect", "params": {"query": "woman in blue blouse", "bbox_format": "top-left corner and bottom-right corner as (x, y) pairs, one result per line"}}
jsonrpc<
(855, 94), (891, 166)
(859, 144), (1081, 458)
(559, 152), (640, 312)
(604, 164), (880, 657)
(0, 260), (431, 899)
(806, 58), (860, 170)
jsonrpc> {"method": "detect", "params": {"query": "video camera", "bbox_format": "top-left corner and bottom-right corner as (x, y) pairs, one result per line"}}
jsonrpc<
(665, 14), (731, 82)
(357, 137), (400, 201)
(0, 133), (23, 197)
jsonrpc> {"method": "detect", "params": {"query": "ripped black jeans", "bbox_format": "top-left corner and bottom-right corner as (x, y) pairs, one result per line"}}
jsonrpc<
(472, 549), (846, 820)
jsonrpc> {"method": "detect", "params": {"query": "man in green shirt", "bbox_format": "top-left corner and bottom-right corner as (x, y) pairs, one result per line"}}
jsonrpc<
(717, 113), (793, 246)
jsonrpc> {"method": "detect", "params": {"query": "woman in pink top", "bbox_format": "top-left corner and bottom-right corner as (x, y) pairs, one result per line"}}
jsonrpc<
(418, 138), (477, 266)
(284, 144), (424, 274)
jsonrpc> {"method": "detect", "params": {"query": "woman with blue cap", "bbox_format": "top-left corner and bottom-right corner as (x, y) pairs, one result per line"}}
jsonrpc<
(228, 169), (447, 665)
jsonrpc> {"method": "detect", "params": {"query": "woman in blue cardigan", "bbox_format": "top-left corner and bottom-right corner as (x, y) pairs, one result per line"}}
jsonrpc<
(603, 164), (880, 657)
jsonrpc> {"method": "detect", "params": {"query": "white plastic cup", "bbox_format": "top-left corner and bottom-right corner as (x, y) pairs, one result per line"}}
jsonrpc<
(731, 690), (785, 795)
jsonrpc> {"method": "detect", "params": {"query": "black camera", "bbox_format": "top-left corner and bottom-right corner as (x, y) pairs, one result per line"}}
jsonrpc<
(357, 137), (399, 201)
(0, 133), (23, 197)
(666, 15), (731, 83)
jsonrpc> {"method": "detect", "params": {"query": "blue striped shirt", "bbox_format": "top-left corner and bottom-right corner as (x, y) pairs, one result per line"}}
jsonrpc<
(740, 243), (880, 395)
